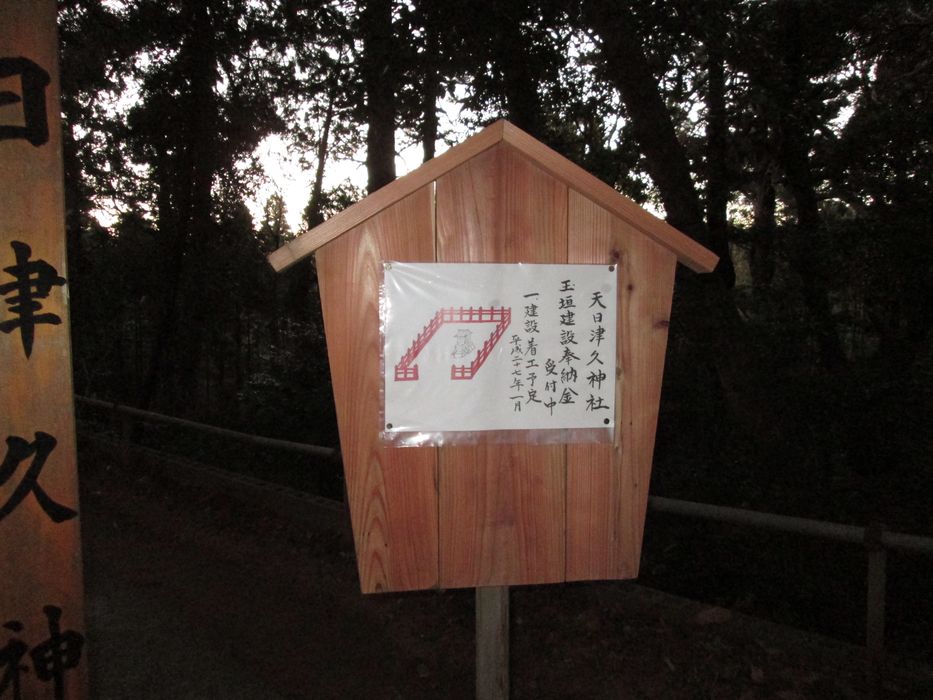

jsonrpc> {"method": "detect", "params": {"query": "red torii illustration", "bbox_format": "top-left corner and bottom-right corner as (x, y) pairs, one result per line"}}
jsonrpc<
(394, 306), (511, 381)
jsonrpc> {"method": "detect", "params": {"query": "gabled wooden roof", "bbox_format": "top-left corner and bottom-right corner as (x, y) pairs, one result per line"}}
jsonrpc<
(268, 120), (718, 273)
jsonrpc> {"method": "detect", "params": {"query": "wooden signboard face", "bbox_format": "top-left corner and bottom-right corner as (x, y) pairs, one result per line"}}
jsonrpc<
(565, 191), (676, 580)
(315, 140), (681, 593)
(435, 145), (568, 587)
(1, 2), (88, 697)
(317, 187), (440, 593)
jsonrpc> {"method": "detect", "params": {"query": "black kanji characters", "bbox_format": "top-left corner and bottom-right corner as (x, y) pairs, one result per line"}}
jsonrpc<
(0, 432), (77, 523)
(0, 607), (84, 700)
(0, 57), (50, 147)
(587, 368), (607, 390)
(585, 394), (610, 412)
(589, 290), (607, 309)
(0, 621), (28, 700)
(0, 241), (66, 359)
(509, 274), (613, 424)
(559, 346), (580, 366)
(585, 286), (610, 420)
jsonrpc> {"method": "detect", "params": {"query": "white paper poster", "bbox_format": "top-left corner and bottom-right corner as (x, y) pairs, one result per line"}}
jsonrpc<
(382, 262), (617, 443)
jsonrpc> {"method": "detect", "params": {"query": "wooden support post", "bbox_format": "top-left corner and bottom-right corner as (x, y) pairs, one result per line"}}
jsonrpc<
(111, 403), (132, 469)
(865, 522), (887, 693)
(476, 586), (509, 700)
(1, 2), (88, 697)
(119, 410), (134, 470)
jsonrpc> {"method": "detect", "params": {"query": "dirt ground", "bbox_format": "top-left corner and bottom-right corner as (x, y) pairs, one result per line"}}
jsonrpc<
(77, 448), (933, 699)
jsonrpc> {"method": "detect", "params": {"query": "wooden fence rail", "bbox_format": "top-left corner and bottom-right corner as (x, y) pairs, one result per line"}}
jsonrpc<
(74, 395), (340, 460)
(74, 394), (932, 674)
(648, 496), (933, 555)
(647, 494), (933, 684)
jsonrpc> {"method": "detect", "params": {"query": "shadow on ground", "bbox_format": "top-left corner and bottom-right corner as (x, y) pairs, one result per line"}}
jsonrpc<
(78, 445), (933, 699)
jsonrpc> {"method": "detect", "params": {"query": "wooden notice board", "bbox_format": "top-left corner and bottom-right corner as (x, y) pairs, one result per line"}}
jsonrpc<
(272, 121), (717, 594)
(1, 2), (88, 697)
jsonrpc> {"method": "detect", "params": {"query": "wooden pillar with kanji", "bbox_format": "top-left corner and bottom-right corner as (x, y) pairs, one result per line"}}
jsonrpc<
(1, 2), (89, 698)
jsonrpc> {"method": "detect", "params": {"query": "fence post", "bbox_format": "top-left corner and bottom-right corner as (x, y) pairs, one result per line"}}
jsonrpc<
(112, 403), (134, 469)
(476, 586), (509, 700)
(865, 522), (886, 692)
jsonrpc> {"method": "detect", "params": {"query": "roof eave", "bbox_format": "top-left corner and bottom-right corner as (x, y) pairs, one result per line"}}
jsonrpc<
(268, 120), (718, 274)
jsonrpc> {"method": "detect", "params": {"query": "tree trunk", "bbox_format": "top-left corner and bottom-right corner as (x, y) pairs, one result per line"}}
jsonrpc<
(421, 29), (440, 162)
(362, 0), (397, 193)
(493, 6), (543, 138)
(61, 122), (88, 279)
(585, 4), (795, 496)
(310, 98), (334, 224)
(139, 1), (218, 410)
(704, 9), (736, 288)
(234, 302), (243, 392)
(307, 49), (344, 227)
(771, 0), (847, 370)
(585, 8), (706, 235)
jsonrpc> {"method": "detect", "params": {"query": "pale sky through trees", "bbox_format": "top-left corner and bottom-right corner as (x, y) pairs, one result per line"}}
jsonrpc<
(251, 128), (446, 233)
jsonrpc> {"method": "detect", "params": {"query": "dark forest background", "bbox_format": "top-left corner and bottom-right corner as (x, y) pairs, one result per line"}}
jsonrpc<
(60, 0), (932, 642)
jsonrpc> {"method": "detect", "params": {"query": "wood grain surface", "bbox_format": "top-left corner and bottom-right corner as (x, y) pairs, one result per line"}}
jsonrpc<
(310, 127), (702, 593)
(0, 2), (88, 697)
(435, 144), (567, 588)
(565, 191), (677, 580)
(316, 186), (439, 593)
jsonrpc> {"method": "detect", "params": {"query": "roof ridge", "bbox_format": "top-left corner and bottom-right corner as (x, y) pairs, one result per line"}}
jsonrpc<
(268, 120), (717, 274)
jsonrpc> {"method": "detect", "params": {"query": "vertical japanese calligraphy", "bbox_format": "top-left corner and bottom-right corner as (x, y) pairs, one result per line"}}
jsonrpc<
(0, 57), (50, 147)
(585, 286), (611, 419)
(515, 276), (614, 422)
(0, 241), (66, 358)
(2, 2), (88, 697)
(0, 432), (77, 523)
(1, 605), (84, 700)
